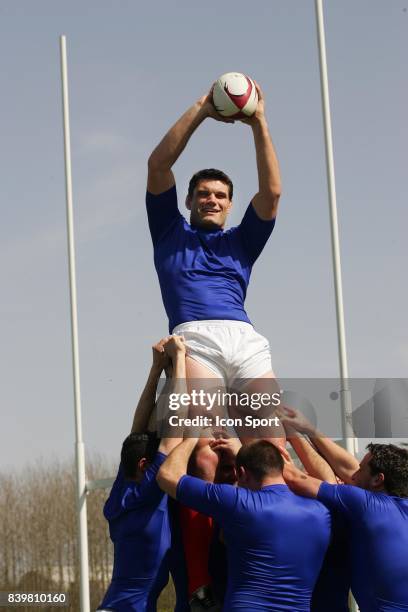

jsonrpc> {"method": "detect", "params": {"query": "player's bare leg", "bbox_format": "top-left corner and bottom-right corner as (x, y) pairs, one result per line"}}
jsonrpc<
(230, 371), (286, 447)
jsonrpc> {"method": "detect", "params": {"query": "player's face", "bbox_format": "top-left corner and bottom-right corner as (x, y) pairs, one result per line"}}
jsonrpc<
(215, 456), (237, 485)
(351, 452), (383, 491)
(187, 179), (232, 230)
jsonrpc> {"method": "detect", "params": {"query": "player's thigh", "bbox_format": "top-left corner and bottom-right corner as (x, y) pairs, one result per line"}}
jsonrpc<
(186, 355), (223, 379)
(185, 356), (227, 480)
(235, 372), (286, 447)
(186, 355), (226, 418)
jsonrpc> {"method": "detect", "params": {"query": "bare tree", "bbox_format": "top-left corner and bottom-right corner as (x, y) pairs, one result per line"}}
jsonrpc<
(0, 454), (177, 611)
(0, 455), (113, 611)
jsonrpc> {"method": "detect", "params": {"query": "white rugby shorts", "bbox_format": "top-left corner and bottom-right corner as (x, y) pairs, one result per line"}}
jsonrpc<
(172, 320), (274, 387)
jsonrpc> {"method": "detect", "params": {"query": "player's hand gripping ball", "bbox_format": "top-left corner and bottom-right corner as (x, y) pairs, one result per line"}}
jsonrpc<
(212, 72), (258, 118)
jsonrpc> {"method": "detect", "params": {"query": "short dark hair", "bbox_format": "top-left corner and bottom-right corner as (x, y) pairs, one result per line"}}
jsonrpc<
(236, 440), (284, 480)
(366, 443), (408, 497)
(188, 169), (233, 200)
(121, 432), (160, 479)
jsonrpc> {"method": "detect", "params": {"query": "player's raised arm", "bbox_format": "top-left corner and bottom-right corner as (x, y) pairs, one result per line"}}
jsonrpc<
(147, 89), (234, 195)
(131, 337), (171, 433)
(157, 335), (190, 455)
(157, 437), (198, 499)
(279, 406), (360, 484)
(283, 431), (338, 484)
(279, 445), (323, 498)
(240, 83), (281, 221)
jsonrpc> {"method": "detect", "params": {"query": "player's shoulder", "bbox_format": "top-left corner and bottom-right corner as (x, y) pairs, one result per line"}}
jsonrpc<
(319, 481), (365, 502)
(365, 490), (408, 512)
(146, 183), (178, 203)
(151, 451), (168, 467)
(103, 466), (127, 520)
(319, 482), (389, 516)
(236, 484), (288, 509)
(206, 480), (239, 497)
(104, 453), (166, 520)
(292, 487), (332, 515)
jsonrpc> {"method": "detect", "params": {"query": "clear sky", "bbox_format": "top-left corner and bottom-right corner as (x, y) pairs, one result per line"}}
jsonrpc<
(1, 1), (407, 470)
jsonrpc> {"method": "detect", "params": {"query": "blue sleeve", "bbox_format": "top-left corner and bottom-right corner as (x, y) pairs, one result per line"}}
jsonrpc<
(176, 475), (238, 523)
(237, 203), (276, 265)
(146, 185), (182, 244)
(104, 452), (167, 519)
(317, 482), (369, 518)
(129, 451), (167, 504)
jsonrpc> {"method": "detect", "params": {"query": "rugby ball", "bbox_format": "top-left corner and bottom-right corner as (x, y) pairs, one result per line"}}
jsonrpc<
(212, 72), (258, 118)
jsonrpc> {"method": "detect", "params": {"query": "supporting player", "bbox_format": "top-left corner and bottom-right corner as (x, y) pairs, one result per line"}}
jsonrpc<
(146, 81), (284, 444)
(277, 407), (350, 611)
(278, 408), (408, 610)
(157, 438), (331, 611)
(97, 336), (189, 612)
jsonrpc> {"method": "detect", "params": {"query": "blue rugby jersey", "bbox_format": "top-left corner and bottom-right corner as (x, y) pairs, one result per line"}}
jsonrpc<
(177, 475), (331, 611)
(318, 482), (408, 611)
(99, 453), (173, 611)
(146, 186), (275, 332)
